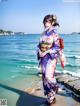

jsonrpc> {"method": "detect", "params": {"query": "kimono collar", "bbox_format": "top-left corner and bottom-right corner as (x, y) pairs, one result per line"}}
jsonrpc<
(45, 28), (57, 36)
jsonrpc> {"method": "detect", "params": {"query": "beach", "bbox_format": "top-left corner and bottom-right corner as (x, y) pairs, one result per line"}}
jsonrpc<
(0, 75), (80, 106)
(0, 34), (80, 106)
(0, 0), (80, 105)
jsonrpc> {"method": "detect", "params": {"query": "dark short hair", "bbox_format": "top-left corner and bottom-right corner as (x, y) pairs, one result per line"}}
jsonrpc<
(43, 14), (59, 27)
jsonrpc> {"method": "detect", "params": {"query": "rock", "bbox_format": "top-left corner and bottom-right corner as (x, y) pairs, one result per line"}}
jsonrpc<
(68, 79), (80, 95)
(56, 74), (79, 83)
(56, 73), (80, 97)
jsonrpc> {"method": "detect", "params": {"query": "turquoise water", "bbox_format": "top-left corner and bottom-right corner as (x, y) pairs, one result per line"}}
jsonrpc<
(0, 34), (80, 106)
(0, 34), (80, 83)
(0, 34), (39, 85)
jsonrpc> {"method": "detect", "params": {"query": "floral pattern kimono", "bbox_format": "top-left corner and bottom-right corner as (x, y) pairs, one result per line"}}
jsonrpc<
(37, 28), (65, 103)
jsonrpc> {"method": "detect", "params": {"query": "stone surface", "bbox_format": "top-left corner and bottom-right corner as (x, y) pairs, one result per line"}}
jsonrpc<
(56, 73), (80, 97)
(56, 74), (79, 83)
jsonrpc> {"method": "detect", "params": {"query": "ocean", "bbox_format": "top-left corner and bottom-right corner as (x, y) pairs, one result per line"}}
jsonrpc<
(0, 33), (80, 104)
(0, 33), (80, 82)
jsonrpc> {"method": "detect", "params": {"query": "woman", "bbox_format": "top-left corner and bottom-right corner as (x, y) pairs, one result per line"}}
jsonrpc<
(37, 14), (65, 104)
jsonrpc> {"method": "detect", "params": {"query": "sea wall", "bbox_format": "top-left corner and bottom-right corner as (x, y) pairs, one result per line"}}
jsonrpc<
(56, 73), (80, 98)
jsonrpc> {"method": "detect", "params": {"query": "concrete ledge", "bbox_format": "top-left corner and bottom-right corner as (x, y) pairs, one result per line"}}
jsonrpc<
(56, 73), (80, 97)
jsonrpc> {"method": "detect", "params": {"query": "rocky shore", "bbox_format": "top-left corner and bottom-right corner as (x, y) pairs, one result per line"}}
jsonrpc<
(56, 73), (80, 101)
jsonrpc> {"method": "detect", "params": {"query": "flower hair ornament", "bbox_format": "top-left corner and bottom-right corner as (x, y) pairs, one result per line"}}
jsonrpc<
(53, 15), (57, 20)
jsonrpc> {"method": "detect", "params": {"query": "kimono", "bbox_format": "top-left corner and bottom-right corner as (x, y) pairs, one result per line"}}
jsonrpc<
(37, 28), (65, 103)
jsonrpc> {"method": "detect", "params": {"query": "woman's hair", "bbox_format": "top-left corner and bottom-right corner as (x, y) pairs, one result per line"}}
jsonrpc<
(43, 14), (59, 27)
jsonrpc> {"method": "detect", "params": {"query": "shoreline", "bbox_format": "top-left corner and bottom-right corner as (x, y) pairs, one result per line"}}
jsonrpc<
(24, 74), (80, 106)
(0, 73), (80, 106)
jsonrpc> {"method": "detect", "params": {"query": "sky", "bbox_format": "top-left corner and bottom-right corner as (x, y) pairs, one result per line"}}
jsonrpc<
(0, 0), (80, 33)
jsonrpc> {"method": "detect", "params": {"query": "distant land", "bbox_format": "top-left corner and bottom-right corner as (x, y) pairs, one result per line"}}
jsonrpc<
(71, 32), (80, 34)
(0, 29), (25, 35)
(0, 29), (80, 35)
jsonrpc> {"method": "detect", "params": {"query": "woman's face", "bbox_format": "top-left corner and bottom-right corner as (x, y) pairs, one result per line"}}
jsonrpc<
(44, 21), (53, 29)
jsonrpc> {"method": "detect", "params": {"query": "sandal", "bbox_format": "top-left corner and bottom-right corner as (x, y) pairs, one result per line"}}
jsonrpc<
(45, 98), (56, 105)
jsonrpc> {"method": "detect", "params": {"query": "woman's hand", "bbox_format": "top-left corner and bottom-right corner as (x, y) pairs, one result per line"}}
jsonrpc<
(39, 49), (48, 57)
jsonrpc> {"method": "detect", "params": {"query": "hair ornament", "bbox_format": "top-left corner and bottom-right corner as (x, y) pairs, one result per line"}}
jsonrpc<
(53, 15), (57, 20)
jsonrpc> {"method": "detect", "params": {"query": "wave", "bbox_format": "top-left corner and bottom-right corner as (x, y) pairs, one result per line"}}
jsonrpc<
(23, 62), (80, 70)
(11, 58), (37, 65)
(56, 69), (80, 77)
(65, 41), (80, 44)
(24, 65), (39, 70)
(57, 62), (80, 68)
(65, 50), (80, 53)
(65, 63), (80, 68)
(63, 70), (80, 77)
(66, 55), (80, 59)
(24, 64), (80, 73)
